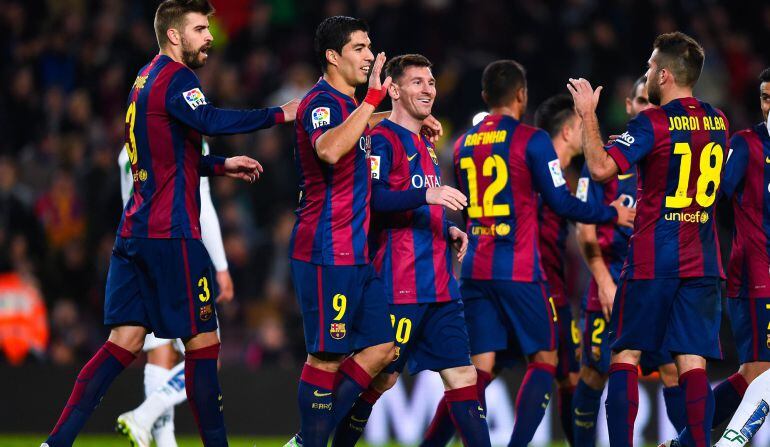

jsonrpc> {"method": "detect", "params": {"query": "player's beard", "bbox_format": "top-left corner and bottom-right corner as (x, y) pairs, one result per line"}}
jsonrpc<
(647, 73), (662, 106)
(181, 37), (209, 69)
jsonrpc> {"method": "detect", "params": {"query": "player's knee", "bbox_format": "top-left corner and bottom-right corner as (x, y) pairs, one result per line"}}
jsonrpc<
(658, 363), (679, 388)
(530, 349), (558, 366)
(610, 349), (641, 366)
(738, 361), (770, 384)
(108, 326), (147, 354)
(442, 365), (477, 390)
(579, 366), (607, 390)
(375, 342), (397, 368)
(371, 372), (399, 393)
(471, 352), (496, 374)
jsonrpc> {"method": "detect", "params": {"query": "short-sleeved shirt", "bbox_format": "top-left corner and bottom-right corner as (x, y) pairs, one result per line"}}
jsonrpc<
(369, 119), (460, 304)
(604, 97), (728, 280)
(290, 79), (372, 266)
(721, 122), (770, 298)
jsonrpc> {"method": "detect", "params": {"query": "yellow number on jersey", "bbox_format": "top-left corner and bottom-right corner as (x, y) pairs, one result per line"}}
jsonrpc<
(198, 277), (211, 303)
(333, 294), (347, 321)
(125, 102), (138, 165)
(459, 155), (511, 218)
(591, 318), (606, 345)
(664, 142), (723, 209)
(548, 297), (558, 323)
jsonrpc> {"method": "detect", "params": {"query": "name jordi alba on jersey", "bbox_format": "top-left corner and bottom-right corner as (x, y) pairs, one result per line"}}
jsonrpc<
(604, 97), (728, 279)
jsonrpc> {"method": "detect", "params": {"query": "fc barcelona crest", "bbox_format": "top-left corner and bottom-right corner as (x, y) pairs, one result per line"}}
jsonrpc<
(199, 304), (213, 322)
(330, 323), (347, 340)
(427, 146), (439, 165)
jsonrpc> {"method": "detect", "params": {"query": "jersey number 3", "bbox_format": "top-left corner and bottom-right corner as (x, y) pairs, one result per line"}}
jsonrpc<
(460, 155), (510, 218)
(125, 101), (138, 166)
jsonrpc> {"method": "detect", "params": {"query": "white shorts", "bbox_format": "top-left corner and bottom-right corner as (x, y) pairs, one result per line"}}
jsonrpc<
(142, 333), (185, 353)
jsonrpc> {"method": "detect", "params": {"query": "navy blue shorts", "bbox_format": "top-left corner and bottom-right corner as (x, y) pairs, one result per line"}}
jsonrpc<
(608, 277), (722, 359)
(290, 260), (393, 355)
(104, 237), (218, 339)
(639, 349), (675, 376)
(384, 300), (472, 375)
(556, 305), (580, 380)
(728, 297), (770, 364)
(461, 279), (558, 357)
(581, 311), (611, 374)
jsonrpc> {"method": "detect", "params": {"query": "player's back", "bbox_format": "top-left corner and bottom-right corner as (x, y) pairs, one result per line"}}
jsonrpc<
(606, 97), (728, 279)
(538, 194), (568, 305)
(290, 79), (371, 266)
(118, 55), (207, 240)
(454, 114), (544, 282)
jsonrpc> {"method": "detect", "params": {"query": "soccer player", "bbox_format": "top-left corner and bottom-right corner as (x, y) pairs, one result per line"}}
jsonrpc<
(533, 94), (586, 444)
(422, 59), (635, 447)
(114, 140), (232, 447)
(330, 53), (491, 447)
(41, 1), (296, 446)
(568, 32), (728, 447)
(285, 16), (397, 447)
(572, 76), (686, 447)
(684, 68), (770, 447)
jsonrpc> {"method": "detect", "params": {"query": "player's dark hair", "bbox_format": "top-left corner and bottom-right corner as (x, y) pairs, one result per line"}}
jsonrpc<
(481, 60), (527, 108)
(384, 54), (432, 82)
(154, 0), (214, 48)
(759, 68), (770, 83)
(534, 94), (575, 137)
(630, 75), (647, 99)
(314, 16), (370, 72)
(652, 32), (704, 88)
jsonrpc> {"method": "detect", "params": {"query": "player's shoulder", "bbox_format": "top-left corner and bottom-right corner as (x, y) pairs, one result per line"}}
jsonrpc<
(370, 121), (399, 149)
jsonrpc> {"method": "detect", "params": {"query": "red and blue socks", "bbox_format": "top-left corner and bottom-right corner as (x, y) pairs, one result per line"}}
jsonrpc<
(677, 368), (714, 447)
(508, 362), (556, 447)
(662, 385), (687, 432)
(572, 378), (604, 447)
(45, 341), (136, 446)
(421, 368), (492, 447)
(297, 363), (336, 447)
(558, 384), (576, 445)
(332, 358), (374, 425)
(711, 372), (747, 427)
(185, 343), (227, 447)
(605, 363), (638, 447)
(446, 385), (492, 447)
(331, 388), (381, 447)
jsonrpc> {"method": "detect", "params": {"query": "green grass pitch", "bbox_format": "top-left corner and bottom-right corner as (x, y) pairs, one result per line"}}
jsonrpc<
(0, 434), (409, 446)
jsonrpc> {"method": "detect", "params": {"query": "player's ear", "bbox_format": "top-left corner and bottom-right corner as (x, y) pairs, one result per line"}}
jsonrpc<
(166, 28), (181, 46)
(388, 82), (399, 100)
(326, 49), (338, 69)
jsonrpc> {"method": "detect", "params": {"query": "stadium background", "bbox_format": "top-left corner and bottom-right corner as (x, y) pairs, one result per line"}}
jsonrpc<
(1, 0), (769, 445)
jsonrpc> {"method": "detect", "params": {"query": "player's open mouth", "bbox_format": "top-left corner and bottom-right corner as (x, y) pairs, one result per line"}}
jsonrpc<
(362, 66), (371, 74)
(418, 98), (432, 104)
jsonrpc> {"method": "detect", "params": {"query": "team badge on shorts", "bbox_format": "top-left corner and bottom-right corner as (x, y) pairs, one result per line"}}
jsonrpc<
(330, 322), (346, 340)
(766, 334), (770, 349)
(393, 346), (401, 361)
(200, 304), (213, 321)
(592, 346), (601, 362)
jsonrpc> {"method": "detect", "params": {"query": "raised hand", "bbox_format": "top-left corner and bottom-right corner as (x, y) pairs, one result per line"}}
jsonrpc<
(610, 197), (636, 228)
(426, 185), (468, 211)
(280, 98), (300, 122)
(224, 155), (263, 183)
(567, 78), (603, 118)
(364, 52), (392, 107)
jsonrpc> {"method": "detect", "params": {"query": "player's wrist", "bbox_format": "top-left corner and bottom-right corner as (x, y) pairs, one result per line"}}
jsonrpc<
(364, 87), (387, 107)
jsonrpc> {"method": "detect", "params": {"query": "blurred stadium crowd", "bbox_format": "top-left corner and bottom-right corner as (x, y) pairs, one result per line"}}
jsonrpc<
(0, 0), (768, 369)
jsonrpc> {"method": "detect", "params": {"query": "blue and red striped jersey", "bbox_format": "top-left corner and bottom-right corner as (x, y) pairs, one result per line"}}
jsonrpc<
(537, 181), (570, 306)
(290, 79), (372, 266)
(605, 97), (728, 280)
(369, 120), (460, 304)
(118, 55), (283, 239)
(721, 122), (770, 298)
(454, 114), (616, 282)
(576, 165), (637, 311)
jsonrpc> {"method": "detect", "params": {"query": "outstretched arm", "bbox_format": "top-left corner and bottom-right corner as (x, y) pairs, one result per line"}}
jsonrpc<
(567, 78), (619, 182)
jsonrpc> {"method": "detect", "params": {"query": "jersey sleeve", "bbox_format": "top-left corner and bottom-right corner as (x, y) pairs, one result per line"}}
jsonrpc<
(527, 130), (616, 223)
(369, 131), (426, 212)
(165, 67), (284, 136)
(720, 133), (750, 200)
(576, 163), (606, 206)
(604, 112), (655, 173)
(302, 93), (344, 149)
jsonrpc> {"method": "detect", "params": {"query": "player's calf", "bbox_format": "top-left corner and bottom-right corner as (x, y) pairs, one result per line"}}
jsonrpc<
(439, 366), (490, 447)
(573, 366), (607, 447)
(183, 332), (227, 447)
(331, 372), (398, 447)
(509, 351), (558, 447)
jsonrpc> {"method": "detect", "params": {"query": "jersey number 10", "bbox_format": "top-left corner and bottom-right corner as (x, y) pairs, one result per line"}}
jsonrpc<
(665, 142), (723, 209)
(460, 155), (511, 218)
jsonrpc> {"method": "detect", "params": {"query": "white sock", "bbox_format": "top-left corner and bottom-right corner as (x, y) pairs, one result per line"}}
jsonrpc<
(150, 362), (187, 447)
(715, 369), (770, 447)
(152, 407), (177, 447)
(134, 364), (171, 428)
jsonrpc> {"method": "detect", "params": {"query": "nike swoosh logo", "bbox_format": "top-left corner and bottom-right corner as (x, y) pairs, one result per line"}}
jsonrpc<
(314, 390), (332, 397)
(575, 409), (595, 416)
(350, 416), (369, 423)
(765, 156), (770, 164)
(618, 174), (634, 180)
(407, 153), (417, 161)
